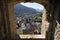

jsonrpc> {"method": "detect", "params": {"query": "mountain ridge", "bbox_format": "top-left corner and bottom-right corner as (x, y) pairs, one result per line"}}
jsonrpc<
(14, 3), (42, 16)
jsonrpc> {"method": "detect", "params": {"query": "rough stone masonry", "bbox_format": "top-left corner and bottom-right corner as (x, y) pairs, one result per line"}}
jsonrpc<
(0, 0), (60, 40)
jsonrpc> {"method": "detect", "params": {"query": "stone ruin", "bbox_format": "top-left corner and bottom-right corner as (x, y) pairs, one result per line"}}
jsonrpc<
(0, 0), (60, 40)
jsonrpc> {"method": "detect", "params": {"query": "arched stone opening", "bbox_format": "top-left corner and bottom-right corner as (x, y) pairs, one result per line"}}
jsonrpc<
(13, 1), (48, 39)
(0, 0), (49, 40)
(0, 0), (53, 40)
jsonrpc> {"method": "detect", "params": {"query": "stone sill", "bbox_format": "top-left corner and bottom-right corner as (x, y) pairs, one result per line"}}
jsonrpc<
(19, 35), (45, 39)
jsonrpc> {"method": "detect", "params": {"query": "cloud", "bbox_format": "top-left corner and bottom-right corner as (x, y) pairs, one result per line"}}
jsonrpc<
(20, 2), (44, 11)
(14, 2), (44, 15)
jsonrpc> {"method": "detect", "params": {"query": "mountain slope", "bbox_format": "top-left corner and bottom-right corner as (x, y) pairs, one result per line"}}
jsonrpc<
(14, 4), (42, 15)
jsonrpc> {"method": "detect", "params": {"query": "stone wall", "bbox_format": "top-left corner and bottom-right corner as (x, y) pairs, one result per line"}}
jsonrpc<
(45, 0), (60, 40)
(0, 0), (20, 40)
(0, 0), (60, 40)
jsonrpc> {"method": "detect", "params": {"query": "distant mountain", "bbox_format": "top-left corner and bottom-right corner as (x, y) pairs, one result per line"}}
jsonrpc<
(14, 3), (43, 16)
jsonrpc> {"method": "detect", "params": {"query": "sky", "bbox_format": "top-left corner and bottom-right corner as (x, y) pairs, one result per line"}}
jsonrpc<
(14, 2), (44, 15)
(20, 2), (44, 11)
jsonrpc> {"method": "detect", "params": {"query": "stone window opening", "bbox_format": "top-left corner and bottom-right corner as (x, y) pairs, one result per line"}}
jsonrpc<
(0, 0), (48, 40)
(13, 1), (47, 39)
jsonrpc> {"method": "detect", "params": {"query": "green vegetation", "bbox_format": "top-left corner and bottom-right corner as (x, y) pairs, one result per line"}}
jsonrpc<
(30, 13), (42, 22)
(39, 13), (42, 17)
(17, 30), (23, 34)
